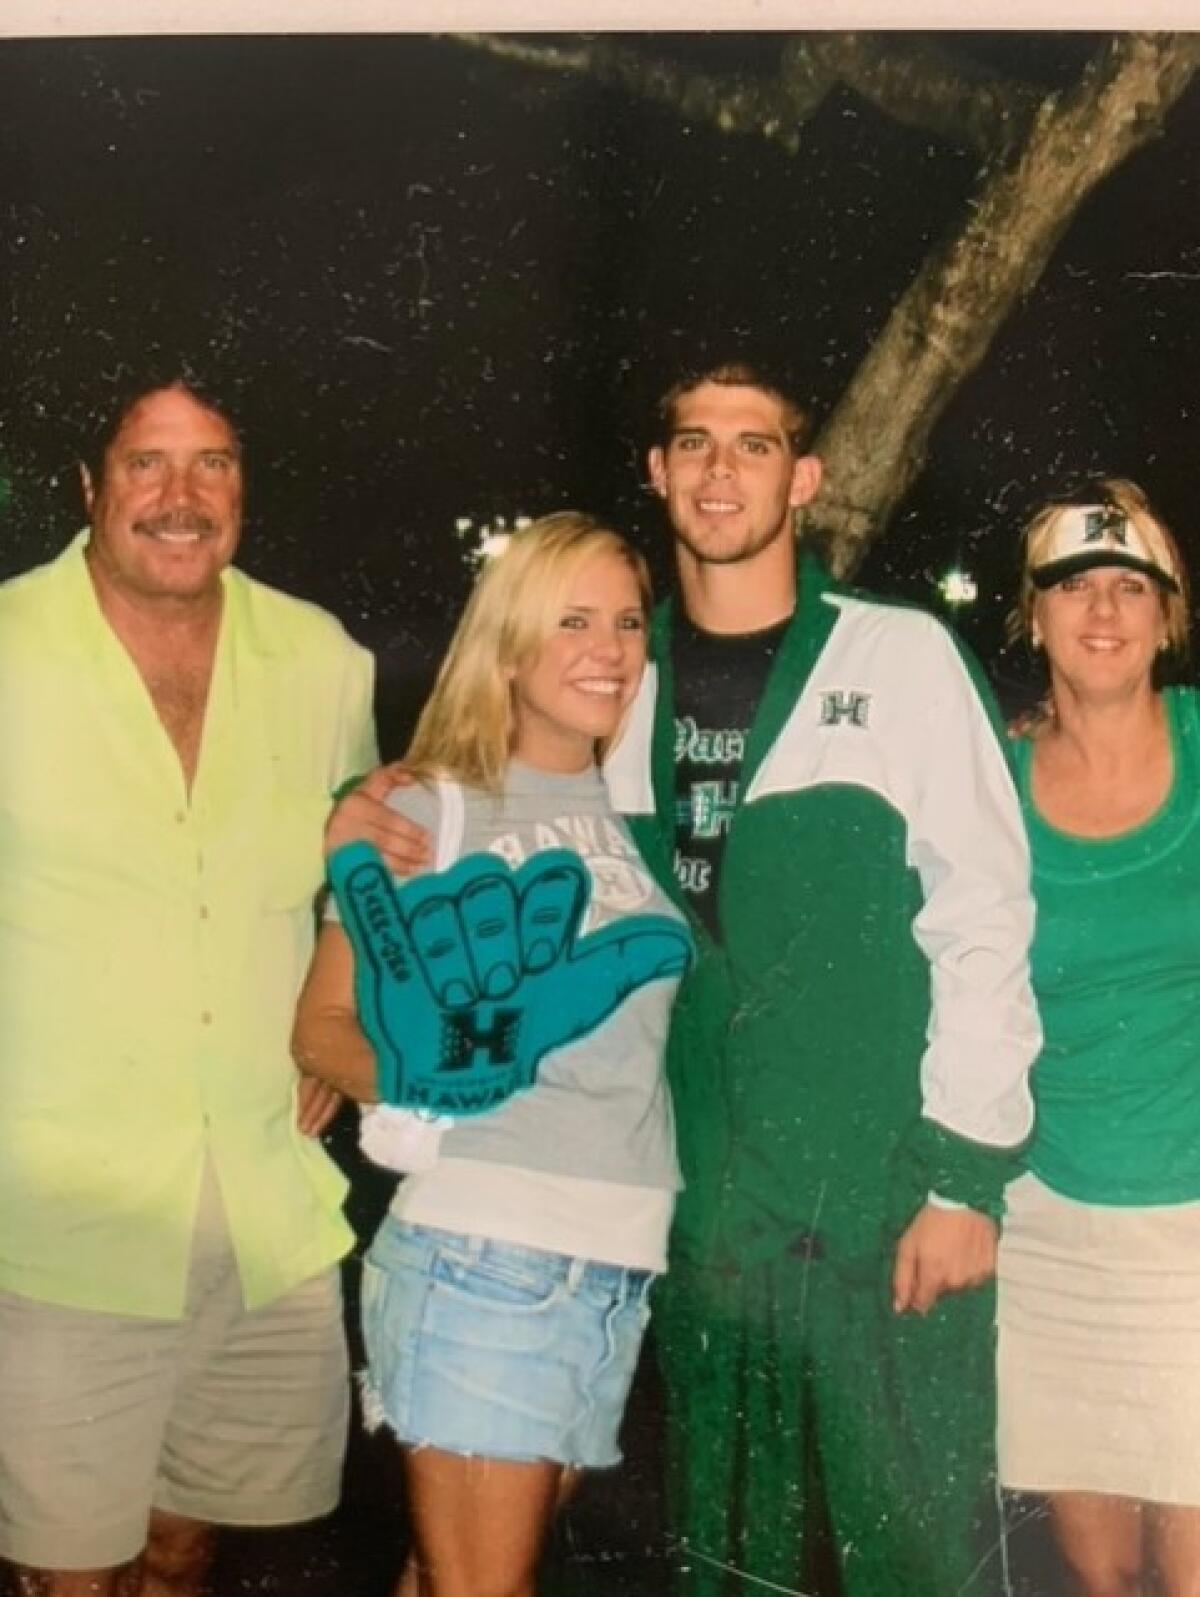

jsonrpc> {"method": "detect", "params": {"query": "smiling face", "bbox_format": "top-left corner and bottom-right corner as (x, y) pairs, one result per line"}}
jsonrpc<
(82, 384), (243, 612)
(647, 382), (821, 581)
(1034, 564), (1169, 705)
(510, 550), (648, 773)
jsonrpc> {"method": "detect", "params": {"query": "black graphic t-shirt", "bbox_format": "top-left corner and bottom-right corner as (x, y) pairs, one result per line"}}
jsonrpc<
(671, 609), (790, 940)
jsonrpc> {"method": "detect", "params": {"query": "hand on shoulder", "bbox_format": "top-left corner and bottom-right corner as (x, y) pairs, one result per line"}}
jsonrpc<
(325, 763), (431, 876)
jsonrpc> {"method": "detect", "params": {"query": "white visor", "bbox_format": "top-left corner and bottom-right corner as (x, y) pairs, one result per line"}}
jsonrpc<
(1028, 503), (1179, 593)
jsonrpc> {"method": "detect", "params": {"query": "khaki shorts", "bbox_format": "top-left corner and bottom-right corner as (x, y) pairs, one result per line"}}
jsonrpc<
(0, 1161), (349, 1572)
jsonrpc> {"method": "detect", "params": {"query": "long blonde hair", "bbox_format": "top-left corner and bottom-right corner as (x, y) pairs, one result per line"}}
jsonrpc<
(405, 511), (652, 792)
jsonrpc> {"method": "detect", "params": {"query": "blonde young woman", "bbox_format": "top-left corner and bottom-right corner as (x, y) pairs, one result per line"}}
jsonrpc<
(293, 513), (690, 1597)
(998, 479), (1200, 1596)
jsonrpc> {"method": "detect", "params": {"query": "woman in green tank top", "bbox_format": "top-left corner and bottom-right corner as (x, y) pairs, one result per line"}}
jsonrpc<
(997, 478), (1200, 1595)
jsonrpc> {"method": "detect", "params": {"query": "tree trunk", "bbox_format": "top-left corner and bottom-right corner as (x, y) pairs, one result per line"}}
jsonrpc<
(809, 33), (1200, 576)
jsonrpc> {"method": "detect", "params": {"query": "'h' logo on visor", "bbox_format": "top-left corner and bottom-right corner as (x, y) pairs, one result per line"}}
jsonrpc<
(1082, 508), (1129, 546)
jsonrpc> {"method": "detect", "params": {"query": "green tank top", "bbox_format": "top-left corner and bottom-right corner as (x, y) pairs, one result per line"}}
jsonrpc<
(1014, 685), (1200, 1205)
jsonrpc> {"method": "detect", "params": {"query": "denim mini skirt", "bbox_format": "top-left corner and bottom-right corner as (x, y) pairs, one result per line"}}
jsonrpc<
(359, 1217), (654, 1468)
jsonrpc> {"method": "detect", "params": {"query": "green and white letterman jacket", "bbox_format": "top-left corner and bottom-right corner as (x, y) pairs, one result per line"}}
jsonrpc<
(604, 552), (1041, 1272)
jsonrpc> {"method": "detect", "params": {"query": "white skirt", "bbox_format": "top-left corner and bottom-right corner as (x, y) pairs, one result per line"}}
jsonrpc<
(997, 1172), (1200, 1505)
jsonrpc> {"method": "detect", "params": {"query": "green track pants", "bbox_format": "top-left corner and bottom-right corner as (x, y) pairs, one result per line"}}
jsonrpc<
(654, 1250), (1007, 1597)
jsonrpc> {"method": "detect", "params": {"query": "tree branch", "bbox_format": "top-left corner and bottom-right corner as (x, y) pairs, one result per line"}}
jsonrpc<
(807, 32), (1200, 574)
(451, 33), (822, 156)
(804, 34), (1043, 158)
(452, 32), (1045, 161)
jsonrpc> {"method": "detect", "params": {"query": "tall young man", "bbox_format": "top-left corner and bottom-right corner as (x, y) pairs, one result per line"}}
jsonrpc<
(603, 363), (1041, 1595)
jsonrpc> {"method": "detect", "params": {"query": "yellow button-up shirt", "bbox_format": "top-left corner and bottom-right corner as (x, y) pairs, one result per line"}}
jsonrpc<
(0, 534), (378, 1317)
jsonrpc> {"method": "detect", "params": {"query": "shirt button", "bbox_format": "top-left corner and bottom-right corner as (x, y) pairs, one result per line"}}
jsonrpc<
(175, 810), (187, 825)
(199, 905), (210, 920)
(200, 1011), (213, 1026)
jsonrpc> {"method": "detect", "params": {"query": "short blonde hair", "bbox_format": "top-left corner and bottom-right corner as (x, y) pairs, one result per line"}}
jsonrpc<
(1008, 478), (1191, 671)
(405, 511), (651, 792)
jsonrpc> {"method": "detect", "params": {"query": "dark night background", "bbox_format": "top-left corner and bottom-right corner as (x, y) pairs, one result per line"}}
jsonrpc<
(3, 32), (1200, 740)
(2, 29), (1198, 1594)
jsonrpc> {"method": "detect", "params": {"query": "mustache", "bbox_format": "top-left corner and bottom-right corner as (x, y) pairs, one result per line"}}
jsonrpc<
(133, 510), (217, 536)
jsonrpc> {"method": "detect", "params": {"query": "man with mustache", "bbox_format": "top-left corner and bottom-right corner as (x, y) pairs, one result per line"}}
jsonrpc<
(0, 377), (376, 1596)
